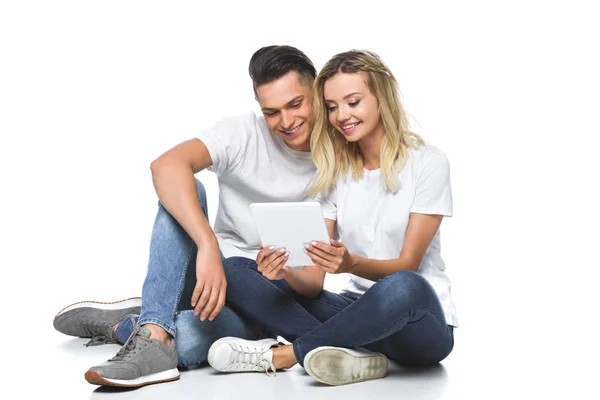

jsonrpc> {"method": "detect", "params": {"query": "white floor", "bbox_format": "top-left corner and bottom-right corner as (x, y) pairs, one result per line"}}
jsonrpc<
(31, 323), (588, 400)
(50, 335), (453, 400)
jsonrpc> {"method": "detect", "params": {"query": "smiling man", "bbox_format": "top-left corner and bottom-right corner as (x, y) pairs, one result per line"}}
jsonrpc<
(53, 45), (317, 387)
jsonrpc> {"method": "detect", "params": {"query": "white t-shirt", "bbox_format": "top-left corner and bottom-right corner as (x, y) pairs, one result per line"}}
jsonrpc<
(319, 143), (458, 326)
(197, 112), (316, 260)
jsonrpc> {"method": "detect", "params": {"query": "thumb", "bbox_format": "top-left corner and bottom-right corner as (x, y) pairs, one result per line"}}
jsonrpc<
(330, 239), (344, 248)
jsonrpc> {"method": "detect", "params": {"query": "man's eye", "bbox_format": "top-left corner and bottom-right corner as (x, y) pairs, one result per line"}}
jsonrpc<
(290, 102), (302, 108)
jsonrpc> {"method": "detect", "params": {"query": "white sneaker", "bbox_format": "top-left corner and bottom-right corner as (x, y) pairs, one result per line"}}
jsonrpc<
(304, 346), (388, 385)
(207, 337), (279, 376)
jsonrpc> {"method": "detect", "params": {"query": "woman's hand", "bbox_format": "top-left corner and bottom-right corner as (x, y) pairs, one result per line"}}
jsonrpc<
(255, 243), (290, 280)
(305, 239), (355, 274)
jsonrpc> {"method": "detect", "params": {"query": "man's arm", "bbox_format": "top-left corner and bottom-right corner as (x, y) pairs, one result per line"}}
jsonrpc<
(150, 138), (215, 246)
(150, 138), (225, 321)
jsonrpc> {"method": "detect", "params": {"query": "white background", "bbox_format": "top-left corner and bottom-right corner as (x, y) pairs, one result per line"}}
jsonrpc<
(1, 0), (599, 398)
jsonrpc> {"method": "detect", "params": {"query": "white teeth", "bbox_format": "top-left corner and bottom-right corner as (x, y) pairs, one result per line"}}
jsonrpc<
(283, 122), (303, 134)
(342, 122), (359, 130)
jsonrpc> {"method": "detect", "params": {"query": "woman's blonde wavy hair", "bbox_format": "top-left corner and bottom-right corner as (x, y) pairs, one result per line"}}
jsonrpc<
(308, 50), (424, 196)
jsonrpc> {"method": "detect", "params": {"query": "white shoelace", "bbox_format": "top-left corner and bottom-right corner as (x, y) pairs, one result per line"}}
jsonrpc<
(229, 342), (276, 377)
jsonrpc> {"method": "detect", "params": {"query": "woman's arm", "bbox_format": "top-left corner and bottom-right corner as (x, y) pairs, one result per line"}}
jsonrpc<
(306, 213), (443, 281)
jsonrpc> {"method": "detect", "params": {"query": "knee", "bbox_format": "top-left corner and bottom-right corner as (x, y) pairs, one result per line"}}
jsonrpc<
(223, 256), (258, 276)
(376, 270), (435, 300)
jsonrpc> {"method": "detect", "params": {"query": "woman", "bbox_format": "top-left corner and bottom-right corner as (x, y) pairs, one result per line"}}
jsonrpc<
(208, 50), (457, 386)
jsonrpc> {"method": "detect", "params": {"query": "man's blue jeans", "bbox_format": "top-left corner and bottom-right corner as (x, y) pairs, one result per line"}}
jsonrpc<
(222, 257), (454, 367)
(113, 179), (266, 368)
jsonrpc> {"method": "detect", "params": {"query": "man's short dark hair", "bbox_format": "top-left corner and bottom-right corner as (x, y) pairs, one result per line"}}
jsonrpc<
(249, 45), (316, 95)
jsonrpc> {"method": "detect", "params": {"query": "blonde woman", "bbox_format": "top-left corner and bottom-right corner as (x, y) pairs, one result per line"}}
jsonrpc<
(207, 50), (457, 386)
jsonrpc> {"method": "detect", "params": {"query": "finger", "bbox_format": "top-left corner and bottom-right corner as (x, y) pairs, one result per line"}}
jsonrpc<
(194, 286), (212, 316)
(330, 239), (345, 248)
(191, 281), (205, 308)
(264, 247), (286, 267)
(259, 247), (286, 273)
(256, 245), (274, 264)
(264, 250), (288, 276)
(209, 284), (227, 321)
(305, 244), (334, 262)
(305, 249), (334, 269)
(308, 241), (337, 256)
(200, 284), (221, 321)
(265, 253), (288, 278)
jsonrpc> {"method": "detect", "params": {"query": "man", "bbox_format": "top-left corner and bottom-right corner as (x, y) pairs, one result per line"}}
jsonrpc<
(53, 45), (317, 387)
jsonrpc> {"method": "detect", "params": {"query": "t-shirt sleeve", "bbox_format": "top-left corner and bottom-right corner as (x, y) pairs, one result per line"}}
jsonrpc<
(410, 149), (453, 217)
(196, 114), (252, 177)
(314, 185), (338, 221)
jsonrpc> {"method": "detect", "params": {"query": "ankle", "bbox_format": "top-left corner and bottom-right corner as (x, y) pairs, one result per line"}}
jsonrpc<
(142, 324), (172, 345)
(272, 345), (297, 370)
(111, 322), (120, 341)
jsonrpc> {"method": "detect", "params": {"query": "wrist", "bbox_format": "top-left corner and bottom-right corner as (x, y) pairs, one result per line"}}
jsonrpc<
(348, 254), (359, 273)
(196, 234), (219, 250)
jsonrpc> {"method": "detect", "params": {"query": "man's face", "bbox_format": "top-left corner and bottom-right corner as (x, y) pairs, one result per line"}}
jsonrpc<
(256, 71), (313, 152)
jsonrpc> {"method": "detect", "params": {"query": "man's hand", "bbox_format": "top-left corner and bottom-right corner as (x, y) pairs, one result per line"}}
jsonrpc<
(256, 243), (290, 280)
(305, 239), (354, 274)
(191, 243), (226, 321)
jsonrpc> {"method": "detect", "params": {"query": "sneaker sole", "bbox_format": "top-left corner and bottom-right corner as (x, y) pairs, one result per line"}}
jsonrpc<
(84, 368), (180, 388)
(55, 297), (142, 318)
(304, 347), (388, 385)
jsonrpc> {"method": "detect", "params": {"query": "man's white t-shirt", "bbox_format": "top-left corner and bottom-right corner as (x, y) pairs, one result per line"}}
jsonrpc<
(319, 143), (458, 326)
(197, 112), (316, 260)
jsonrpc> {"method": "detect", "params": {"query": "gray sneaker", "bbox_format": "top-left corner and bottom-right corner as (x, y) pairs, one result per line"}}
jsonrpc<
(53, 297), (141, 346)
(85, 326), (179, 387)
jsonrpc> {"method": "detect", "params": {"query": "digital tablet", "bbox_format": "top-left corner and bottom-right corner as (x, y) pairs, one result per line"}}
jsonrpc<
(250, 202), (331, 268)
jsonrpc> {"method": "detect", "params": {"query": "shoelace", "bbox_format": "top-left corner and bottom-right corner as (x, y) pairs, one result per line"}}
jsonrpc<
(230, 342), (276, 377)
(108, 326), (151, 362)
(82, 319), (117, 347)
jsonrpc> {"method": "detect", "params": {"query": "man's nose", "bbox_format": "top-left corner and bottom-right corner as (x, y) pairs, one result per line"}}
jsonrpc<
(281, 111), (294, 129)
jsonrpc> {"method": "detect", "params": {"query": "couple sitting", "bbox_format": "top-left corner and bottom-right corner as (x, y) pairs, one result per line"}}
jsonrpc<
(54, 45), (457, 387)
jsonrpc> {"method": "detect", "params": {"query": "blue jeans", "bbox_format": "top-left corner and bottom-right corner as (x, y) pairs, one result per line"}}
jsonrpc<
(223, 257), (454, 367)
(114, 179), (267, 368)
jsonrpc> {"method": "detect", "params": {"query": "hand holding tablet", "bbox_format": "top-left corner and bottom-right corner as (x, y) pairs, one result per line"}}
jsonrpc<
(250, 202), (330, 268)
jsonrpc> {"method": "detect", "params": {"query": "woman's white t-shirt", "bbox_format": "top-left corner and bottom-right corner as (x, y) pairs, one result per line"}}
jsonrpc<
(320, 143), (458, 326)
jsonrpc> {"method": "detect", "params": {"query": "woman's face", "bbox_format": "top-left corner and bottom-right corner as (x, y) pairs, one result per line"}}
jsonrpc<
(323, 72), (383, 143)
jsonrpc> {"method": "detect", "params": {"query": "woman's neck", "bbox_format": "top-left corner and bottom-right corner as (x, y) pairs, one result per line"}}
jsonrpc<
(358, 124), (385, 170)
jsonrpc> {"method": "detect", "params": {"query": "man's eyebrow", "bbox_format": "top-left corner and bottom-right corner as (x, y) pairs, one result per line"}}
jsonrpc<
(261, 96), (304, 112)
(286, 95), (304, 106)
